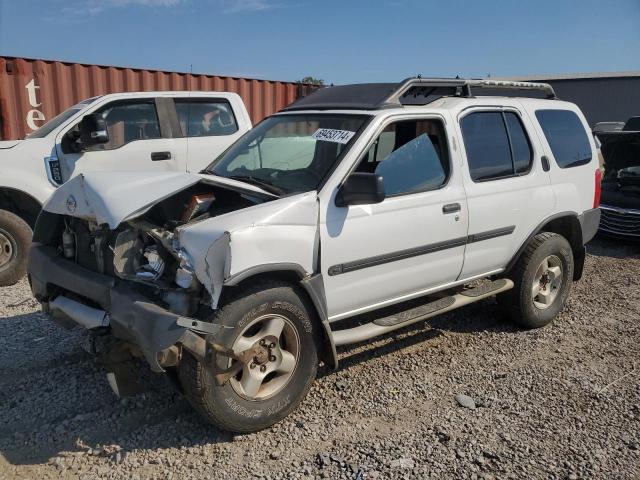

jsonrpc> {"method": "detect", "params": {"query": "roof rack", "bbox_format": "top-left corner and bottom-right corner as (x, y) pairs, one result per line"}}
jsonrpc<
(386, 77), (557, 107)
(282, 77), (557, 112)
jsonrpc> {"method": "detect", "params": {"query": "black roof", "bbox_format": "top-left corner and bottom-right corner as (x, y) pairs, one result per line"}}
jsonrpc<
(282, 77), (557, 112)
(283, 83), (399, 111)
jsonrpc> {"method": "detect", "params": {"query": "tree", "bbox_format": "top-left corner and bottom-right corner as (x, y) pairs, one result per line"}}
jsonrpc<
(300, 76), (325, 86)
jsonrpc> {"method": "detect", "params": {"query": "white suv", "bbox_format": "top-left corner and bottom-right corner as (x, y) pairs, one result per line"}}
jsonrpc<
(28, 78), (601, 432)
(0, 91), (251, 286)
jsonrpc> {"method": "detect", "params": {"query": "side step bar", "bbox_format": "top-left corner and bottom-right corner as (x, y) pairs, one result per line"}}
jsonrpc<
(331, 279), (513, 347)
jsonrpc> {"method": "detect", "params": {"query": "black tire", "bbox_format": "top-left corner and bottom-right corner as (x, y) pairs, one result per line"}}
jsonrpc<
(498, 232), (574, 329)
(0, 210), (32, 287)
(179, 280), (318, 432)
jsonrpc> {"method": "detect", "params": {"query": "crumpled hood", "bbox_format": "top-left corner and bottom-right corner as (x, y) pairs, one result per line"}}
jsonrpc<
(0, 140), (21, 150)
(42, 171), (277, 228)
(43, 172), (202, 228)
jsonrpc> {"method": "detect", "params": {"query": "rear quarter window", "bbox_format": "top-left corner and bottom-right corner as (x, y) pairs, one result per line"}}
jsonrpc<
(535, 109), (592, 168)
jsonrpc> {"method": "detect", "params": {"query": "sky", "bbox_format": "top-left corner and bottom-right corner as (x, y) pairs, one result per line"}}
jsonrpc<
(0, 0), (639, 85)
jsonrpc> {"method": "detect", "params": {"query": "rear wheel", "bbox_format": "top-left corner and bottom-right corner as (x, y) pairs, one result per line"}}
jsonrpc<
(499, 232), (574, 328)
(179, 280), (318, 432)
(0, 210), (32, 287)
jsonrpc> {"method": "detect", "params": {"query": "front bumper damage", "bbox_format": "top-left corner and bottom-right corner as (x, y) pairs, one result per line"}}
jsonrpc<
(29, 243), (202, 372)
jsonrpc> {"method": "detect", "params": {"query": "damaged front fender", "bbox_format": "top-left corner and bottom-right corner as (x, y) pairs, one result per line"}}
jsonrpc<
(176, 192), (319, 308)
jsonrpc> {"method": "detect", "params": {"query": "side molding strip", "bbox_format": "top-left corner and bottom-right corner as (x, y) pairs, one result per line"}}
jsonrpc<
(328, 225), (515, 276)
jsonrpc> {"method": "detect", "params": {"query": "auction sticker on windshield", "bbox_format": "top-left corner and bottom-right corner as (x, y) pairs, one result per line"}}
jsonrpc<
(312, 128), (356, 144)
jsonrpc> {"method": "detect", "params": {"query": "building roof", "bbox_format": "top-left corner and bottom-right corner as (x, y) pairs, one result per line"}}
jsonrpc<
(494, 71), (640, 81)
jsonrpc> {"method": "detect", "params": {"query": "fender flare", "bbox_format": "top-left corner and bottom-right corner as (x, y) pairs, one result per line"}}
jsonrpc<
(223, 264), (338, 369)
(504, 211), (586, 280)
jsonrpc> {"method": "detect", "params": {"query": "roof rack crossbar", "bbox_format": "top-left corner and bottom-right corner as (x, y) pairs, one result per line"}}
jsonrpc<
(380, 77), (556, 107)
(466, 79), (557, 99)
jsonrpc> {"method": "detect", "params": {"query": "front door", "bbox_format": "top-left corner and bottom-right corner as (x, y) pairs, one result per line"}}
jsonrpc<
(320, 116), (468, 321)
(56, 98), (187, 181)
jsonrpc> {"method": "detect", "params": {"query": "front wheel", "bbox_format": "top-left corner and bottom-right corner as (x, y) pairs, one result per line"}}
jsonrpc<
(499, 232), (574, 329)
(0, 210), (32, 287)
(179, 280), (318, 432)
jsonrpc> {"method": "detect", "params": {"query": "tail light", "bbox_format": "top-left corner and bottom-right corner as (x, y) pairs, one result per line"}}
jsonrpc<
(593, 169), (602, 208)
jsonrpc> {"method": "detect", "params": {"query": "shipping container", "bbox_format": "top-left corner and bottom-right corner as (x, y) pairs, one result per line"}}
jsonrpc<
(0, 56), (318, 140)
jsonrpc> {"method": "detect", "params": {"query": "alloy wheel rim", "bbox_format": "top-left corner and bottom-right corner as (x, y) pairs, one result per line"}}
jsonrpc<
(0, 231), (14, 269)
(228, 313), (300, 401)
(532, 255), (563, 310)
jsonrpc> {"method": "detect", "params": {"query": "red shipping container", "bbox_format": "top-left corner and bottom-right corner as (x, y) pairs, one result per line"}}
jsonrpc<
(0, 56), (318, 140)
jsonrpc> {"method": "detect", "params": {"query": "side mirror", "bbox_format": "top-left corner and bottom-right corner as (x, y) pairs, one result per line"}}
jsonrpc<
(78, 113), (108, 149)
(335, 172), (385, 207)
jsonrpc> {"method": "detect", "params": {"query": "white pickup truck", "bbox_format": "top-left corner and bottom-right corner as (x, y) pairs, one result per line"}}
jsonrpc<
(28, 78), (601, 432)
(0, 91), (251, 285)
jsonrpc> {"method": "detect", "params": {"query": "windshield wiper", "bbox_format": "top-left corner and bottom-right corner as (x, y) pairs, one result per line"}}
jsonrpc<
(227, 175), (285, 196)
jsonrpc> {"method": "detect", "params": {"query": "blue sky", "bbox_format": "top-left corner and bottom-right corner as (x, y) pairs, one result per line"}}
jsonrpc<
(1, 0), (639, 84)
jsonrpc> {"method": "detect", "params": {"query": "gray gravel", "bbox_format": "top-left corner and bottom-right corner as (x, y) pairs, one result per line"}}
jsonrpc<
(1, 236), (639, 479)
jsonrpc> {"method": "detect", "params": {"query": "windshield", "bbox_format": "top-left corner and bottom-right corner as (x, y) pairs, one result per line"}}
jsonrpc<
(26, 97), (100, 139)
(206, 113), (370, 195)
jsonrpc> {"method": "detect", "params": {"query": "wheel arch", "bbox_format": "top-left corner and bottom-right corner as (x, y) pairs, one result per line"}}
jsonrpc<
(222, 266), (338, 369)
(0, 187), (43, 228)
(507, 212), (585, 281)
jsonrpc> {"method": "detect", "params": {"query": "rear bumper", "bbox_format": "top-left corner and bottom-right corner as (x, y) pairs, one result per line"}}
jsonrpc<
(579, 208), (602, 244)
(28, 243), (188, 371)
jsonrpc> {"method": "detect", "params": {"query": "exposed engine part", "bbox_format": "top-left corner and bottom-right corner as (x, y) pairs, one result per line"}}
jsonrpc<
(181, 193), (216, 222)
(62, 228), (75, 259)
(136, 245), (165, 280)
(128, 220), (175, 253)
(175, 266), (196, 289)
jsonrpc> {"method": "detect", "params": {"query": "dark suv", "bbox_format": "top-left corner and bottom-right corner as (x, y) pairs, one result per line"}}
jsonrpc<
(596, 117), (640, 240)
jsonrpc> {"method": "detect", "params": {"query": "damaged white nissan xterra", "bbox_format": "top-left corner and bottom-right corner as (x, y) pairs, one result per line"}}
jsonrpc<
(28, 78), (601, 432)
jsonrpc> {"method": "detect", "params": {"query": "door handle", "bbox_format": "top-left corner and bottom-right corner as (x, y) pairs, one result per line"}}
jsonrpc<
(541, 155), (550, 172)
(442, 203), (461, 214)
(151, 151), (172, 161)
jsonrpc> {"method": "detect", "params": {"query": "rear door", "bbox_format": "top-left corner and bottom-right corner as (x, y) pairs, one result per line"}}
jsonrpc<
(455, 105), (555, 279)
(527, 107), (598, 214)
(56, 98), (187, 181)
(174, 97), (247, 172)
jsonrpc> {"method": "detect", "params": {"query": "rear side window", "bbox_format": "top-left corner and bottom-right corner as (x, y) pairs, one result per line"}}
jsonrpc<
(460, 111), (532, 181)
(175, 99), (238, 137)
(535, 109), (592, 168)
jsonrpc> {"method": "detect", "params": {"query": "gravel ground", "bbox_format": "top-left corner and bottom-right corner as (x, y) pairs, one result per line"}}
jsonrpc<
(1, 236), (639, 480)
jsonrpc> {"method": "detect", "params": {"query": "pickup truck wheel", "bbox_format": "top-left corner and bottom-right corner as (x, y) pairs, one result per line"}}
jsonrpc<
(499, 232), (574, 329)
(179, 280), (318, 432)
(0, 210), (32, 287)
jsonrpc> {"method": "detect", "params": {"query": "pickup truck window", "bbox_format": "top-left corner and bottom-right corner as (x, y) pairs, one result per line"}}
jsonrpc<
(86, 101), (161, 151)
(461, 111), (532, 181)
(535, 109), (592, 168)
(26, 97), (99, 139)
(175, 100), (238, 137)
(355, 119), (449, 196)
(207, 114), (369, 195)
